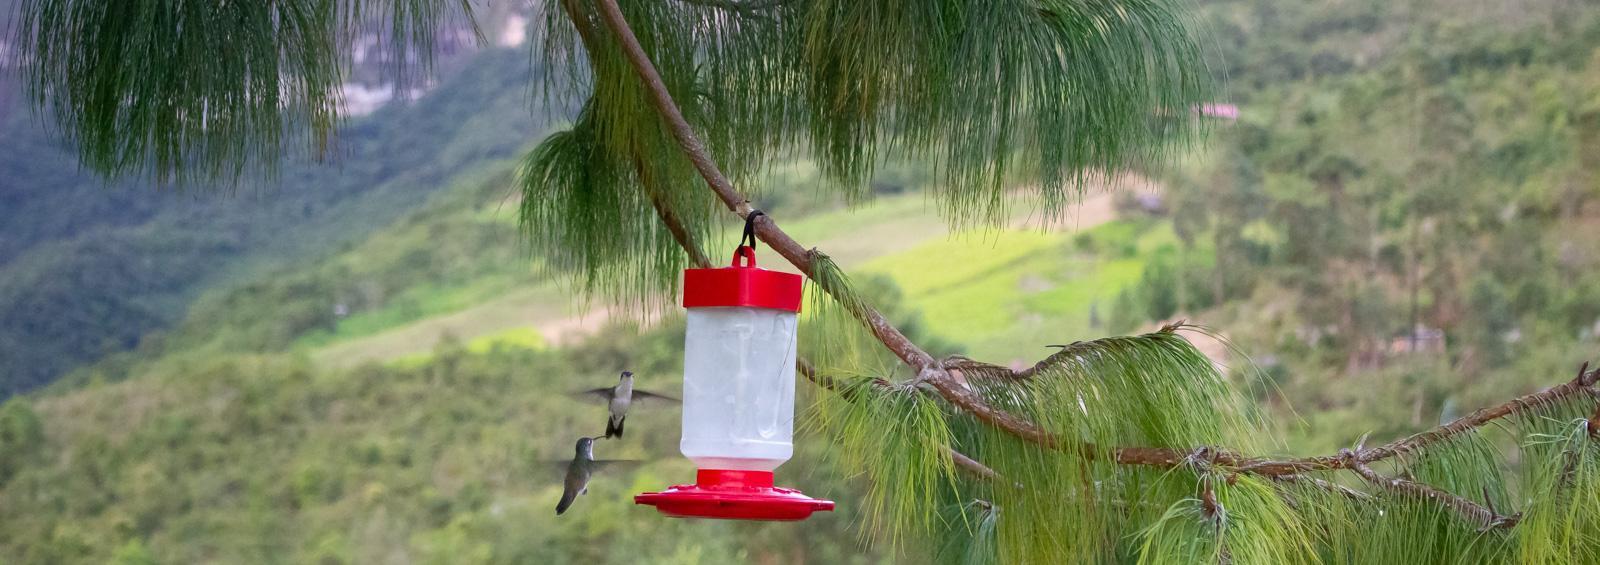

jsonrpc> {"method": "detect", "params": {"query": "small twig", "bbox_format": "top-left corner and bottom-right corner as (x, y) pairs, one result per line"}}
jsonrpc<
(1198, 475), (1223, 525)
(1560, 451), (1581, 489)
(1272, 474), (1372, 501)
(1588, 388), (1599, 440)
(670, 0), (791, 12)
(1342, 450), (1519, 530)
(950, 449), (1003, 482)
(1196, 467), (1231, 565)
(1187, 448), (1227, 530)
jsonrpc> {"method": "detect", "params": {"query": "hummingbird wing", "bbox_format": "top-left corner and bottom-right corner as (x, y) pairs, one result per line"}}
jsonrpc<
(627, 388), (681, 407)
(590, 459), (646, 473)
(542, 459), (646, 473)
(571, 387), (617, 404)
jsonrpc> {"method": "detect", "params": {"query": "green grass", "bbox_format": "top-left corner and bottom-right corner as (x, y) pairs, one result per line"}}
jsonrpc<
(768, 193), (956, 269)
(389, 326), (548, 367)
(858, 219), (1172, 363)
(305, 284), (586, 370)
(295, 274), (527, 350)
(467, 327), (546, 351)
(745, 189), (1162, 364)
(300, 191), (1159, 368)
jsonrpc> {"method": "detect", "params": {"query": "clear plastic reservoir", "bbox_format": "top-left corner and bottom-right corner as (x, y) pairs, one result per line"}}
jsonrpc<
(680, 306), (798, 471)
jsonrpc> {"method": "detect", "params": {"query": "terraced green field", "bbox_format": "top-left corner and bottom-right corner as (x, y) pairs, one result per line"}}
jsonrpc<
(864, 220), (1175, 363)
(295, 189), (1165, 368)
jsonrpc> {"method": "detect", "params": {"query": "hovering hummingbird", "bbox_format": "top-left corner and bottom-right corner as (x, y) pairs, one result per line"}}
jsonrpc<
(576, 371), (679, 439)
(553, 437), (641, 516)
(556, 437), (598, 516)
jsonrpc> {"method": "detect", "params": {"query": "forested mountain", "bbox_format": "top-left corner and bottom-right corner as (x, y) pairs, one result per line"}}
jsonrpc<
(0, 46), (548, 396)
(1123, 0), (1600, 449)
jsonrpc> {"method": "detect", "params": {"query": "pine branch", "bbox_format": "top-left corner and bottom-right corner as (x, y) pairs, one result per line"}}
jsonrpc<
(795, 327), (999, 480)
(1224, 362), (1600, 476)
(948, 341), (1600, 484)
(950, 447), (1003, 482)
(1343, 451), (1520, 530)
(1121, 364), (1600, 476)
(669, 0), (791, 12)
(1270, 474), (1371, 501)
(588, 0), (1600, 499)
(1358, 363), (1599, 464)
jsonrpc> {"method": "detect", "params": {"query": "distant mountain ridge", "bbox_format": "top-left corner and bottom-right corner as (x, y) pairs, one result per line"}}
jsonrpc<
(0, 46), (552, 396)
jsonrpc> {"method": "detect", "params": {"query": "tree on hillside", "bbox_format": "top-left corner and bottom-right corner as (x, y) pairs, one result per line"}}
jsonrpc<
(12, 1), (1600, 562)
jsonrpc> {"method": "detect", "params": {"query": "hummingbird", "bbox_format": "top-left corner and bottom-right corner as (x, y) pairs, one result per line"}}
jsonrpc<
(556, 437), (598, 516)
(553, 437), (641, 516)
(576, 371), (678, 439)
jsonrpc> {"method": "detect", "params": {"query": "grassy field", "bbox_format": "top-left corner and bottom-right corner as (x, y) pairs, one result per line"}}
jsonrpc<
(861, 219), (1172, 363)
(308, 285), (580, 369)
(296, 187), (1166, 369)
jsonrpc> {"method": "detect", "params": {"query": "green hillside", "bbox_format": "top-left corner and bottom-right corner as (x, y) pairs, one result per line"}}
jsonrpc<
(0, 326), (889, 564)
(0, 46), (550, 396)
(0, 109), (1171, 565)
(0, 168), (984, 561)
(1159, 0), (1600, 453)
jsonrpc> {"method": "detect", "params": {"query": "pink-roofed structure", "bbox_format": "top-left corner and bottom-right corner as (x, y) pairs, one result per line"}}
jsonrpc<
(1194, 103), (1240, 121)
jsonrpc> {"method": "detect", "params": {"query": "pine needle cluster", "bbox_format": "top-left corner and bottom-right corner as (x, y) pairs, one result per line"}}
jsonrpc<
(519, 0), (1211, 302)
(812, 320), (1600, 563)
(11, 0), (478, 184)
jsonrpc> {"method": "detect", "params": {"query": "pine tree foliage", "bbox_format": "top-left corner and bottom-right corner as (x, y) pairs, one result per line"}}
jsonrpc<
(514, 100), (722, 308)
(517, 0), (735, 308)
(11, 0), (478, 184)
(810, 320), (1600, 563)
(1513, 408), (1600, 563)
(519, 0), (1211, 300)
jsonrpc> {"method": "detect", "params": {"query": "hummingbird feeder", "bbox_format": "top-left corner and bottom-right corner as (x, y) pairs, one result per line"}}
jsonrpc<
(635, 213), (835, 521)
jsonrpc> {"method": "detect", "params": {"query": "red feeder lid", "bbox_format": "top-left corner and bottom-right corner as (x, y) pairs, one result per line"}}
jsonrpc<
(683, 247), (802, 312)
(635, 469), (834, 521)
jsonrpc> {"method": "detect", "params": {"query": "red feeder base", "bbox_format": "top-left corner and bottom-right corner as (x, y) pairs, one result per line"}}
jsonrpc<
(635, 469), (834, 521)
